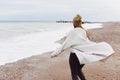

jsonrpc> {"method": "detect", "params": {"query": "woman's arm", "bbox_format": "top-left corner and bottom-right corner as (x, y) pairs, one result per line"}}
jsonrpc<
(51, 30), (75, 58)
(51, 36), (67, 58)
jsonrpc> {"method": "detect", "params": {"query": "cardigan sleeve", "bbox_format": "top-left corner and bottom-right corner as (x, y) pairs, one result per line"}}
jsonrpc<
(51, 30), (81, 57)
(55, 36), (67, 44)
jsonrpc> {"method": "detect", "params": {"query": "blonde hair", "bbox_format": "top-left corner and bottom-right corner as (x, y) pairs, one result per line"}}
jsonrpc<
(73, 14), (82, 28)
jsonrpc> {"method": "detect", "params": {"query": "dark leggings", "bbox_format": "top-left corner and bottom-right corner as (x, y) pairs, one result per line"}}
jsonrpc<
(69, 52), (86, 80)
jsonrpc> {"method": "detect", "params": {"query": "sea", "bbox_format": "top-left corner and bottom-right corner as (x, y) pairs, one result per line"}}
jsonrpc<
(0, 21), (103, 65)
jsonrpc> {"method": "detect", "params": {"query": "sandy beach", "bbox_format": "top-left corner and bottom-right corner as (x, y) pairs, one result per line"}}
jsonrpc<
(0, 22), (120, 80)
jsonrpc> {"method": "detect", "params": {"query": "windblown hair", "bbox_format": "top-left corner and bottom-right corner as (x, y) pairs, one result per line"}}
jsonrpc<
(73, 14), (82, 28)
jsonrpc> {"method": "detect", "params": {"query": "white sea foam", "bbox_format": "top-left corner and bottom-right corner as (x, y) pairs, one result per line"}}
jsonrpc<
(0, 23), (103, 65)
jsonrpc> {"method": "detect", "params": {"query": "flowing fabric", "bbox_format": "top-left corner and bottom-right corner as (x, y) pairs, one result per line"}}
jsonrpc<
(51, 28), (114, 64)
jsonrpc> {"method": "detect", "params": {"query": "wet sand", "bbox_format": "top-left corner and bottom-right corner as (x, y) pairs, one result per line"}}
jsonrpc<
(0, 22), (120, 80)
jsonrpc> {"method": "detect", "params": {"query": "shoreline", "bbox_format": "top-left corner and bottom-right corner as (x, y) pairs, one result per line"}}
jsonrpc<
(0, 23), (103, 65)
(0, 22), (120, 80)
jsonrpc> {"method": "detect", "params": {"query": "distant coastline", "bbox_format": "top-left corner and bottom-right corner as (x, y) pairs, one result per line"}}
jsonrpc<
(56, 20), (102, 24)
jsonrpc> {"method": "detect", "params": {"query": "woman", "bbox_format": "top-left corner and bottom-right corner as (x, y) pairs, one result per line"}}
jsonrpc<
(51, 14), (114, 80)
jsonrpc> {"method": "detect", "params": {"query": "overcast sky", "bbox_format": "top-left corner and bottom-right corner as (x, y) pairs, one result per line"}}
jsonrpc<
(0, 0), (120, 21)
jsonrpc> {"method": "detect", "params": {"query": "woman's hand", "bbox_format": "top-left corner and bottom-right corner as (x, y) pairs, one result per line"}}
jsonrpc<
(51, 54), (57, 58)
(50, 48), (61, 58)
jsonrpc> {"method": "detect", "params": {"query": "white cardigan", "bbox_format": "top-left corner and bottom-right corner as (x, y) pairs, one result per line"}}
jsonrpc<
(51, 28), (114, 64)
